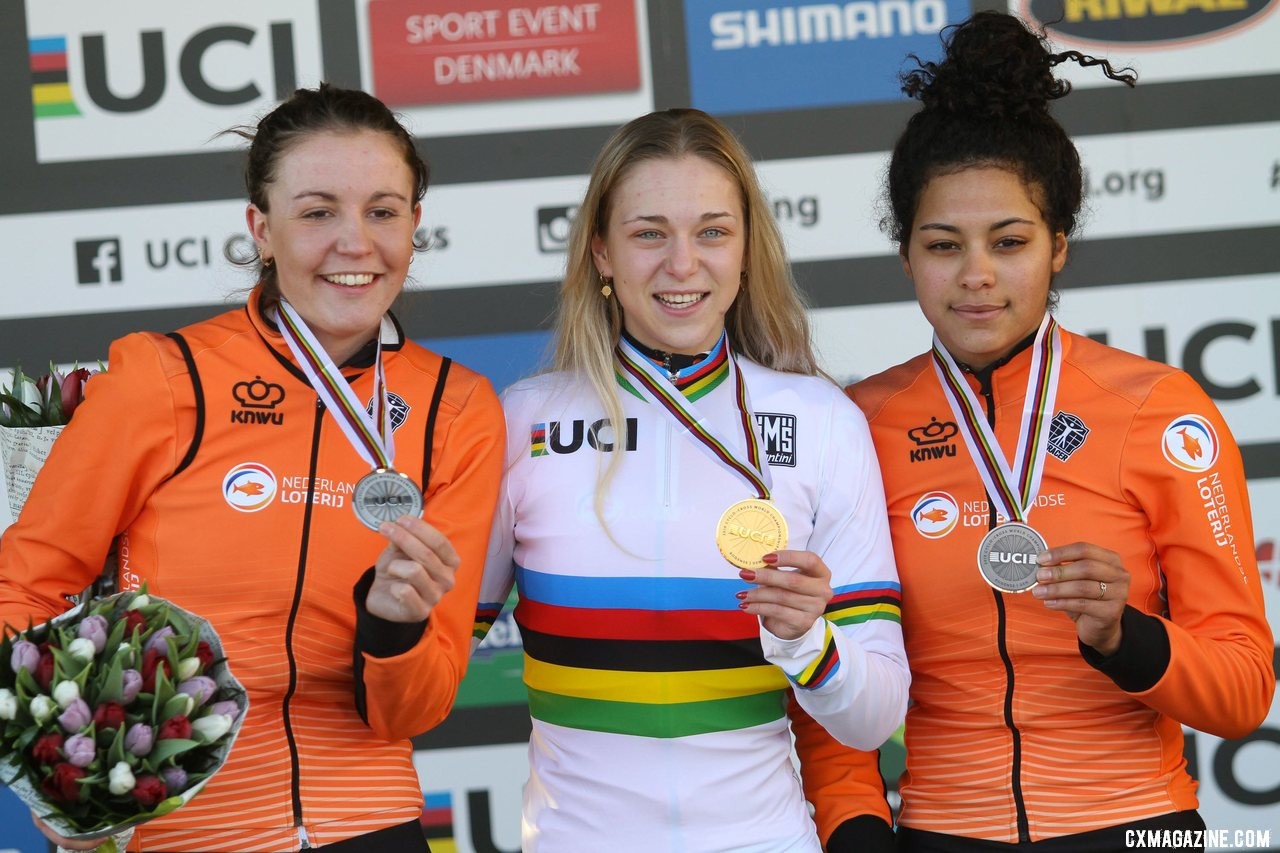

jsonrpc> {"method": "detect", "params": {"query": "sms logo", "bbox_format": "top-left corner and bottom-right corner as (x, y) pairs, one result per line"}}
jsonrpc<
(222, 462), (278, 512)
(1161, 414), (1219, 473)
(911, 491), (959, 539)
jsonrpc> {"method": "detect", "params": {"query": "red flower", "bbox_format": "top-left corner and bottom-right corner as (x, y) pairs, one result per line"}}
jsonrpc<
(122, 610), (148, 639)
(40, 763), (86, 803)
(131, 774), (168, 807)
(60, 367), (94, 420)
(35, 650), (56, 691)
(141, 647), (171, 693)
(157, 715), (191, 741)
(195, 641), (215, 670)
(92, 702), (127, 731)
(31, 733), (64, 764)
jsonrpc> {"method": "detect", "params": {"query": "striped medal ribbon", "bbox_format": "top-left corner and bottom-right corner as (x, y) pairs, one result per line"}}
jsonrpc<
(615, 335), (787, 569)
(275, 301), (423, 530)
(930, 313), (1063, 593)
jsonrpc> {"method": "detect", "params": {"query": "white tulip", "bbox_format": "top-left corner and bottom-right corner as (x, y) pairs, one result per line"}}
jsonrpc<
(30, 694), (56, 723)
(177, 657), (200, 681)
(52, 680), (81, 709)
(127, 594), (151, 610)
(108, 761), (136, 795)
(0, 688), (17, 720)
(67, 638), (97, 662)
(191, 713), (232, 743)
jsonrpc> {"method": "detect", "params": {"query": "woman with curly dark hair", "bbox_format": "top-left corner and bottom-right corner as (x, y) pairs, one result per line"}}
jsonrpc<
(812, 11), (1273, 853)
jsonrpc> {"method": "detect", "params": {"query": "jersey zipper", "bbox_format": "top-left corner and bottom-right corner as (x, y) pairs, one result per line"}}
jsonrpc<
(978, 370), (1031, 844)
(283, 398), (324, 848)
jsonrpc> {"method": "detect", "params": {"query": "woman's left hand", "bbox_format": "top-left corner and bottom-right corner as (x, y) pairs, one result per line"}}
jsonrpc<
(1032, 541), (1130, 655)
(737, 550), (833, 640)
(366, 516), (460, 623)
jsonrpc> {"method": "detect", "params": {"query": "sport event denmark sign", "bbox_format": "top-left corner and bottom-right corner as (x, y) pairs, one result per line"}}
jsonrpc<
(368, 0), (640, 106)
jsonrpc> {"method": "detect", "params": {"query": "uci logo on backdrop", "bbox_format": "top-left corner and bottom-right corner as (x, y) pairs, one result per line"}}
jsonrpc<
(25, 2), (324, 163)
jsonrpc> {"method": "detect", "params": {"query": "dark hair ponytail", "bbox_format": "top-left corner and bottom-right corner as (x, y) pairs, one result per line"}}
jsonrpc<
(884, 11), (1134, 245)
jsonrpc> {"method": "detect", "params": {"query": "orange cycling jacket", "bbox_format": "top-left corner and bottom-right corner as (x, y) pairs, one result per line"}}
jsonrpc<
(0, 290), (504, 851)
(810, 328), (1273, 845)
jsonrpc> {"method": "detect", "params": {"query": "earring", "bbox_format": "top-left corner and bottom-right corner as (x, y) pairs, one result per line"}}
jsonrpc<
(262, 255), (275, 270)
(599, 273), (613, 298)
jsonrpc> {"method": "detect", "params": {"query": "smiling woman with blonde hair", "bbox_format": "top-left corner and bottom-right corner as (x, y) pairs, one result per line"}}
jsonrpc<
(475, 108), (908, 852)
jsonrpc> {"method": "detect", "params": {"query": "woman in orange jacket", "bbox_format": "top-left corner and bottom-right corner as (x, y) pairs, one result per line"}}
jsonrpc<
(0, 85), (504, 852)
(813, 12), (1274, 852)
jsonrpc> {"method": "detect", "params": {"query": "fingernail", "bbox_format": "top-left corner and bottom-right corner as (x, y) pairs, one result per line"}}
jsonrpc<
(1032, 587), (1047, 598)
(735, 590), (748, 600)
(1036, 552), (1050, 564)
(739, 569), (756, 582)
(762, 553), (778, 564)
(738, 602), (749, 610)
(1036, 569), (1052, 582)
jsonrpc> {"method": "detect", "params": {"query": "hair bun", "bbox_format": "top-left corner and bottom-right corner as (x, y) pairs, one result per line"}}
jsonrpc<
(902, 11), (1069, 118)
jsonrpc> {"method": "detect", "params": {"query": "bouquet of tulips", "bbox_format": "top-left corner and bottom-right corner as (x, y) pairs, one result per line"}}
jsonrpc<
(0, 363), (97, 427)
(0, 585), (247, 850)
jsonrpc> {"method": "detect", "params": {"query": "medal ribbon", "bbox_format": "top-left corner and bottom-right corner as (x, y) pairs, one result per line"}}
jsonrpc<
(616, 334), (772, 499)
(930, 314), (1062, 523)
(275, 301), (394, 470)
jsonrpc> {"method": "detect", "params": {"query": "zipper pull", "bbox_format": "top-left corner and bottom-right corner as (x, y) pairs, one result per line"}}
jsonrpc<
(663, 352), (677, 381)
(298, 824), (312, 849)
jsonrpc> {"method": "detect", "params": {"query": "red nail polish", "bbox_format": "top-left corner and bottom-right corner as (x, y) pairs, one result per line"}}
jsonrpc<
(738, 602), (749, 610)
(735, 591), (748, 600)
(762, 553), (778, 564)
(739, 569), (756, 582)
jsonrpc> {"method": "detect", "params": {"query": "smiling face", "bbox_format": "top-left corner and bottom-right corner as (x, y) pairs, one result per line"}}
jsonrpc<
(903, 166), (1068, 369)
(247, 129), (421, 364)
(591, 155), (746, 355)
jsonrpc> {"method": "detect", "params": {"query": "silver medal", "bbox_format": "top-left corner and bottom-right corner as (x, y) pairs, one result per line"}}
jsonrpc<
(352, 468), (423, 530)
(976, 521), (1047, 594)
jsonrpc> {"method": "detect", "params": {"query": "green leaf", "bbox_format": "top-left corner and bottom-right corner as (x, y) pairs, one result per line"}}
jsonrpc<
(107, 721), (126, 766)
(147, 737), (199, 764)
(151, 666), (175, 719)
(96, 652), (125, 705)
(15, 665), (40, 699)
(50, 644), (88, 681)
(161, 693), (191, 721)
(104, 614), (127, 655)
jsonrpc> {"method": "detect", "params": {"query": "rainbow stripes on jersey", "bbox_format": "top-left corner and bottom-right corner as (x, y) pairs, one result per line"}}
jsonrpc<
(828, 581), (902, 626)
(509, 564), (788, 739)
(616, 336), (731, 403)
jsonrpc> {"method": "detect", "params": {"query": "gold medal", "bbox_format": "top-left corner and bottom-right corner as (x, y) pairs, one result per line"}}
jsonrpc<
(716, 498), (789, 569)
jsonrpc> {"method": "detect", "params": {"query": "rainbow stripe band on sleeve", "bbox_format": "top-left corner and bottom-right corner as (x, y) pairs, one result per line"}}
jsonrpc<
(789, 620), (840, 690)
(826, 581), (902, 626)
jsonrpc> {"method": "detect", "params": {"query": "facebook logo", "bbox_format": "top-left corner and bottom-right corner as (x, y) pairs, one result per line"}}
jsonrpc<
(75, 238), (123, 284)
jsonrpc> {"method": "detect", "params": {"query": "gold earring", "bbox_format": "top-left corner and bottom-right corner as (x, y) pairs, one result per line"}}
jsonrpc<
(599, 273), (613, 298)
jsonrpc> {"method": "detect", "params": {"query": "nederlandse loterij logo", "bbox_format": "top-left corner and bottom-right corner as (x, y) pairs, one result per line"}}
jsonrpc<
(1161, 414), (1219, 473)
(222, 462), (278, 512)
(911, 490), (959, 539)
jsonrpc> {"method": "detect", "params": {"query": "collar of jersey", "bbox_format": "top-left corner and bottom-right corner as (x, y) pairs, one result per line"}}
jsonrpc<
(616, 330), (731, 401)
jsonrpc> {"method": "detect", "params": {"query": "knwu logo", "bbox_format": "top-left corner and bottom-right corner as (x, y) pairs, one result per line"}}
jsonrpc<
(530, 418), (638, 456)
(32, 22), (297, 120)
(231, 376), (286, 426)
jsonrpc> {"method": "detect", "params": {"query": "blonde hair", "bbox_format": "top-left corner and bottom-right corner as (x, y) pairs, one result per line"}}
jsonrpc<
(551, 108), (820, 497)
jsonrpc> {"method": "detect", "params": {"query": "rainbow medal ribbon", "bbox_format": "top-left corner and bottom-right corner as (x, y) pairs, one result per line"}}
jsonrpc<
(615, 335), (786, 569)
(930, 314), (1063, 593)
(276, 301), (422, 530)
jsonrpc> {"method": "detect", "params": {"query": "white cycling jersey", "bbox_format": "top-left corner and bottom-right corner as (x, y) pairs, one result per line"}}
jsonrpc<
(477, 340), (909, 853)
